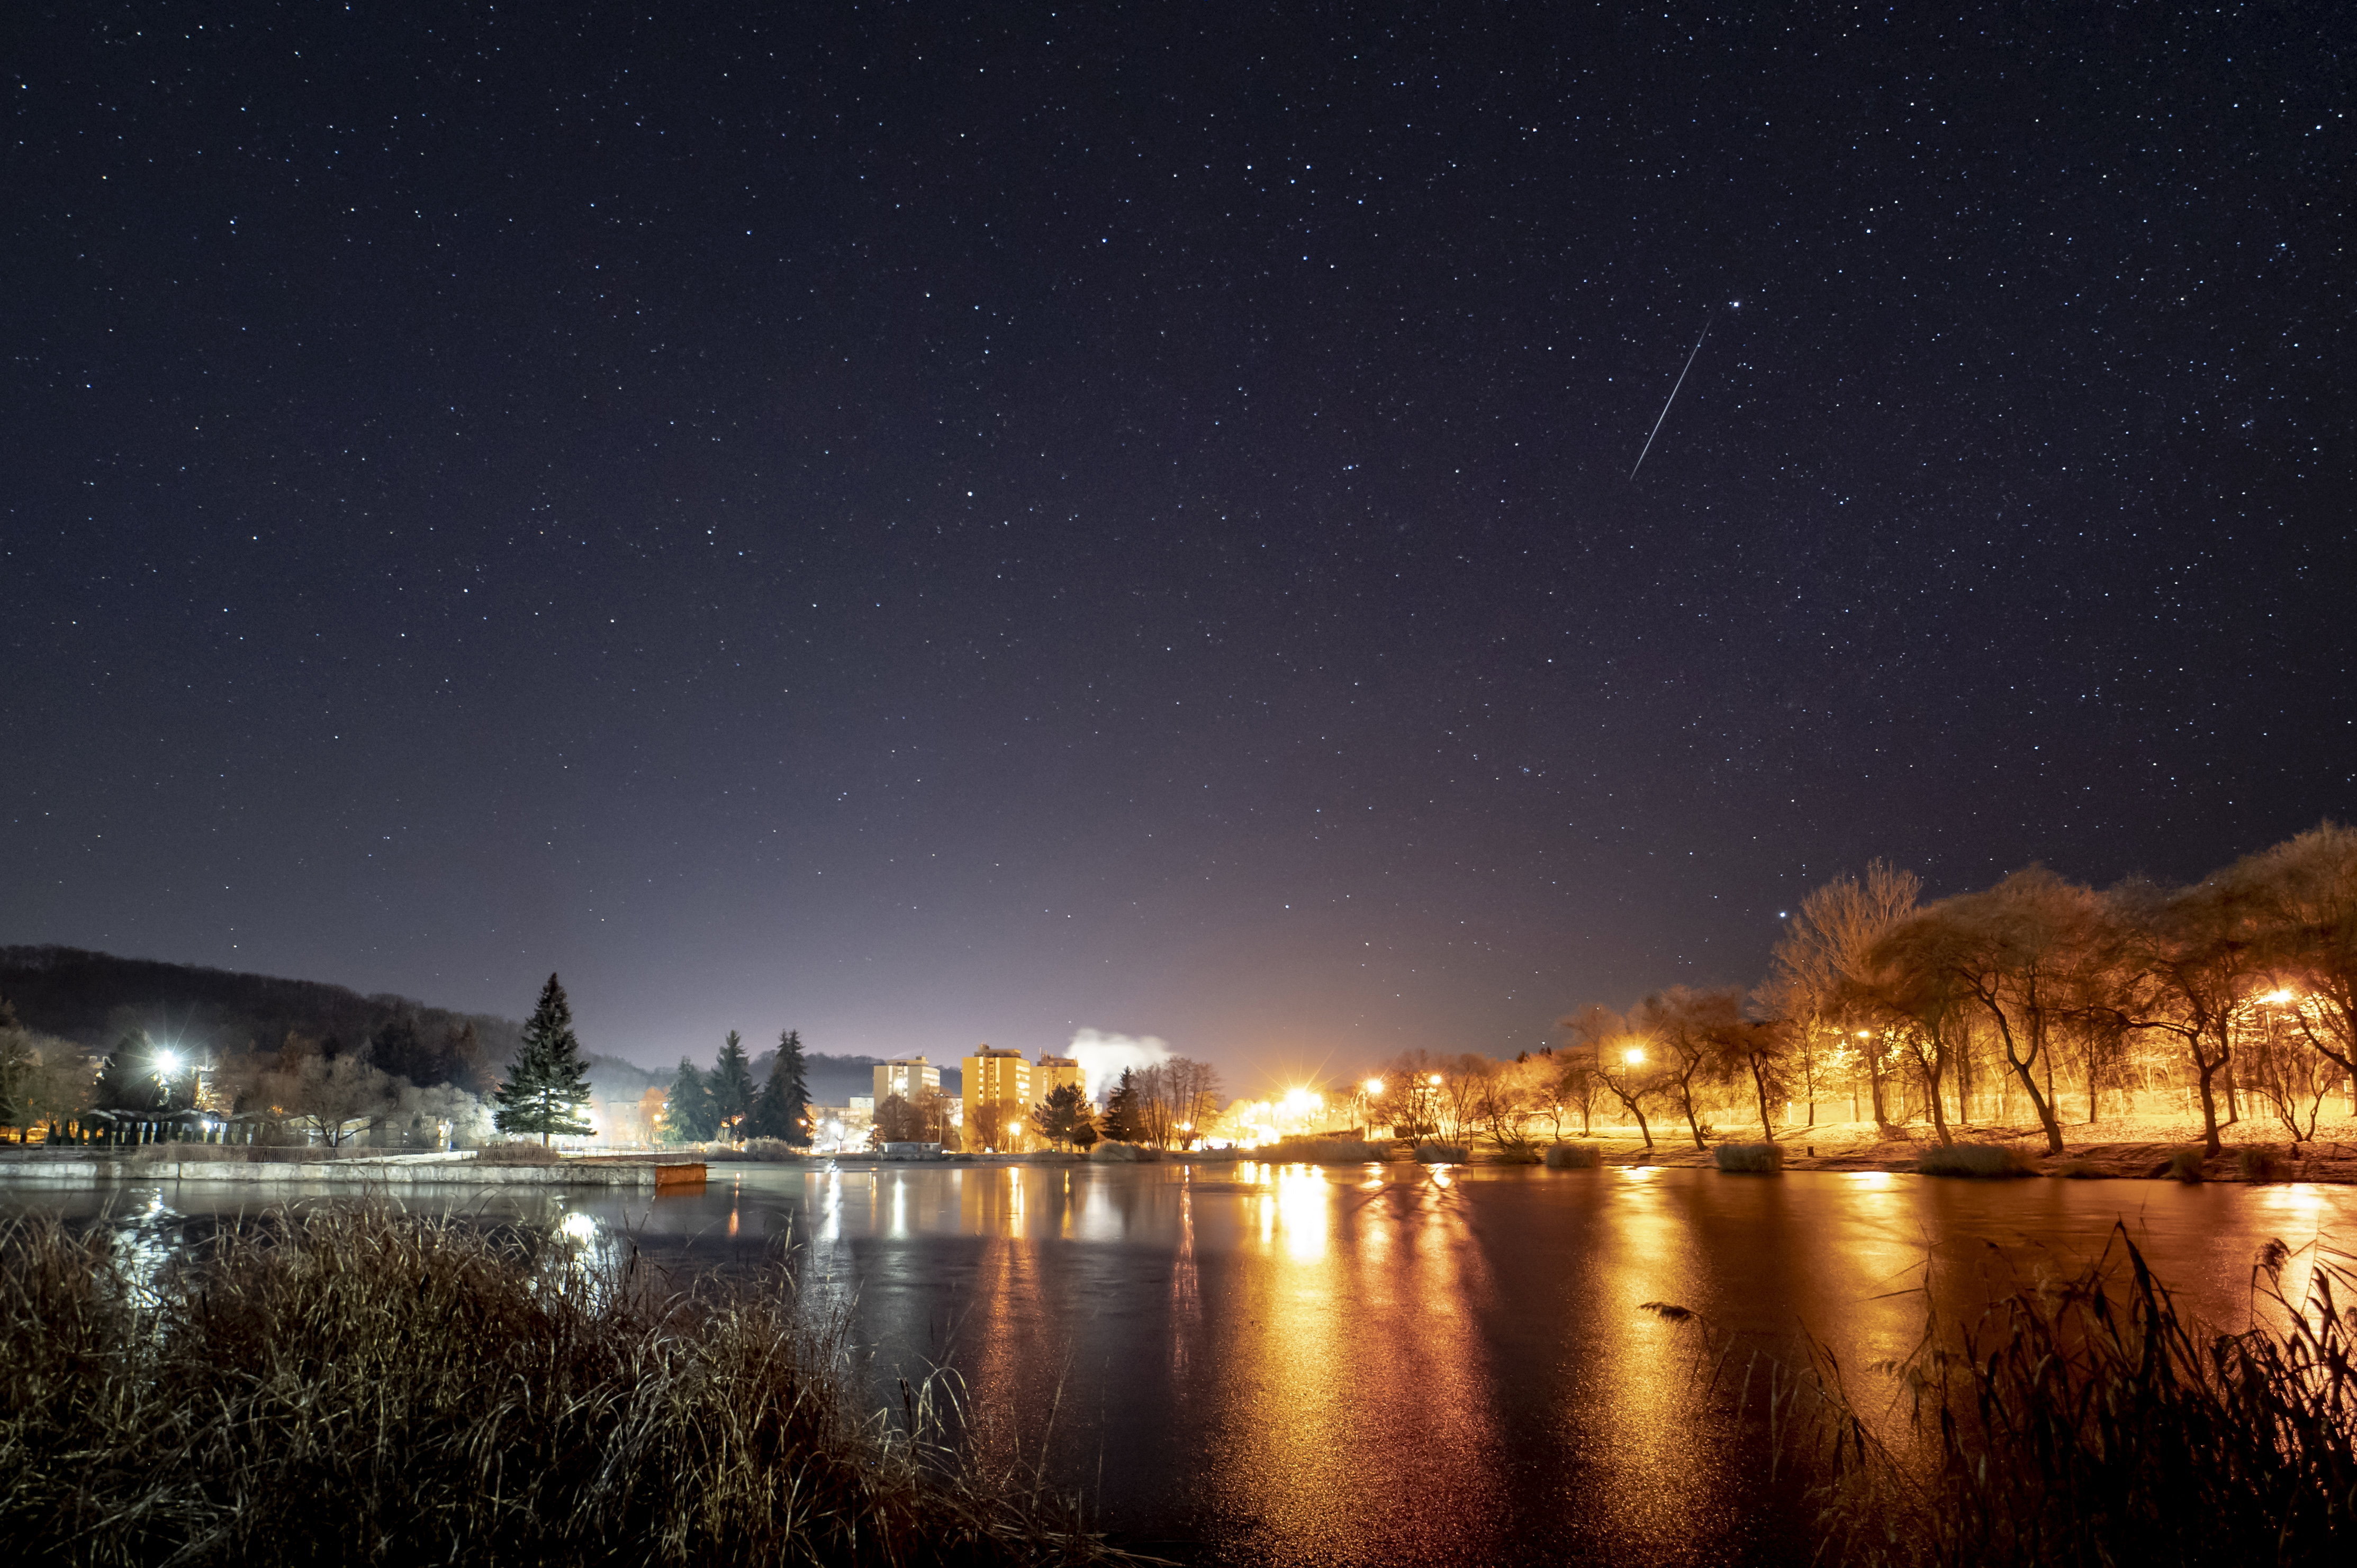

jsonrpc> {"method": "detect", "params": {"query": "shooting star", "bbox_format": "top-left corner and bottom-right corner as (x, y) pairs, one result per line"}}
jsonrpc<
(1629, 308), (1718, 480)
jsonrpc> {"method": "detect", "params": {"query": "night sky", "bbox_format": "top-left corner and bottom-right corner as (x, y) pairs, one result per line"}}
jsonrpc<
(6, 3), (2351, 1084)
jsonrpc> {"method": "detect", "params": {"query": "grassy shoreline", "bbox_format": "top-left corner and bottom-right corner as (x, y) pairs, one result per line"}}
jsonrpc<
(0, 1207), (1130, 1566)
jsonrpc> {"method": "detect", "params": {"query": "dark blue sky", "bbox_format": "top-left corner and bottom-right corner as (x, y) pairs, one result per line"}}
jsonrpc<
(5, 2), (2350, 1083)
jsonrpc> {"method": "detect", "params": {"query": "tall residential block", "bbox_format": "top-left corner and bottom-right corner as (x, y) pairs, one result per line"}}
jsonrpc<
(873, 1056), (941, 1104)
(960, 1046), (1033, 1151)
(1035, 1054), (1085, 1100)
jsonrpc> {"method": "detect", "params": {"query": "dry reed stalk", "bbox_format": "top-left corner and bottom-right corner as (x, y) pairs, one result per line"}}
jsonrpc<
(0, 1207), (1134, 1566)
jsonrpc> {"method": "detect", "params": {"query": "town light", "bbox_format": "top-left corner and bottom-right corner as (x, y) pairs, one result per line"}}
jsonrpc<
(1363, 1077), (1385, 1096)
(2262, 989), (2297, 1004)
(153, 1048), (184, 1077)
(1623, 1047), (1646, 1066)
(1006, 1120), (1022, 1137)
(1426, 1073), (1443, 1085)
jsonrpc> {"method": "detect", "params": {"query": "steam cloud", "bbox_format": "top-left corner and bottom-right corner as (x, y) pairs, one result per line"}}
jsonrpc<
(1065, 1029), (1171, 1101)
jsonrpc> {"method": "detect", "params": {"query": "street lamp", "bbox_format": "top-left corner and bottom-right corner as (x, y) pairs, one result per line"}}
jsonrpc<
(1622, 1047), (1646, 1066)
(1363, 1077), (1385, 1096)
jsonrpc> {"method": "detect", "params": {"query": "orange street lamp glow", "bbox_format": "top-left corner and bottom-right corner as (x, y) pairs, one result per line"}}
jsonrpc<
(1363, 1077), (1385, 1096)
(1426, 1073), (1443, 1085)
(1622, 1047), (1646, 1066)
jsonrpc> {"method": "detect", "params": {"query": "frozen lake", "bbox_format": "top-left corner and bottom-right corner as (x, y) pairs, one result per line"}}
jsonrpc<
(16, 1161), (2354, 1566)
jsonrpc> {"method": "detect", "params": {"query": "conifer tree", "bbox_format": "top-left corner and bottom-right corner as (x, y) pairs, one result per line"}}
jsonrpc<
(1028, 1082), (1096, 1152)
(492, 974), (594, 1146)
(665, 1058), (717, 1142)
(709, 1030), (756, 1140)
(744, 1028), (812, 1145)
(1100, 1067), (1143, 1143)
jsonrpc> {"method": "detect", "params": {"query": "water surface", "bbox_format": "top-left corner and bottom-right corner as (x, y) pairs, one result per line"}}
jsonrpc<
(19, 1162), (2353, 1566)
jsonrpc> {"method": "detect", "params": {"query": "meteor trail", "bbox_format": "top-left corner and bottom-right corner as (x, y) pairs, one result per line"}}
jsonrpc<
(1629, 311), (1715, 480)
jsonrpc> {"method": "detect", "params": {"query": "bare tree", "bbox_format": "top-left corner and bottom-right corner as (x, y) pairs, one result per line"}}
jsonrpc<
(2115, 876), (2266, 1158)
(2236, 822), (2357, 1112)
(1762, 860), (1922, 1134)
(1566, 1004), (1661, 1149)
(1634, 987), (1746, 1149)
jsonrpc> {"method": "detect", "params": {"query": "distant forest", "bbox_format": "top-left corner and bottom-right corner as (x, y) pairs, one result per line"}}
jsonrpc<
(0, 945), (943, 1104)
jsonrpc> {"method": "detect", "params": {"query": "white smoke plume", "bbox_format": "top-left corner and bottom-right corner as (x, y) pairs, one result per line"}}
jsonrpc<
(1065, 1028), (1171, 1102)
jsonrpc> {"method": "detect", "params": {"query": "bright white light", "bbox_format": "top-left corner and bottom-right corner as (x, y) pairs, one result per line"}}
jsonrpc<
(153, 1049), (184, 1077)
(1623, 1047), (1646, 1066)
(1363, 1077), (1385, 1096)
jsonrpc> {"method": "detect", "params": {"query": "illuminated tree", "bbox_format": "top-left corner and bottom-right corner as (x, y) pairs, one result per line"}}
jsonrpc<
(2115, 876), (2265, 1159)
(492, 974), (593, 1146)
(2237, 822), (2357, 1111)
(1633, 988), (1741, 1149)
(1762, 859), (1922, 1133)
(1568, 1005), (1661, 1149)
(1028, 1082), (1096, 1152)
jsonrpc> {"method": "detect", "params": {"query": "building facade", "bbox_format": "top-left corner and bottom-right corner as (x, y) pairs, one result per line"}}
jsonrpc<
(873, 1056), (942, 1103)
(1034, 1054), (1085, 1100)
(960, 1046), (1033, 1152)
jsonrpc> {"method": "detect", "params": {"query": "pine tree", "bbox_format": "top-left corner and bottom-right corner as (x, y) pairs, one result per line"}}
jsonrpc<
(1100, 1067), (1143, 1143)
(665, 1059), (717, 1142)
(709, 1030), (756, 1140)
(492, 974), (594, 1146)
(745, 1028), (812, 1145)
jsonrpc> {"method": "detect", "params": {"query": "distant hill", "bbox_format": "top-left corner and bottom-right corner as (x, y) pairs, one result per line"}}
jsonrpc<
(0, 946), (968, 1106)
(0, 946), (524, 1091)
(746, 1048), (962, 1105)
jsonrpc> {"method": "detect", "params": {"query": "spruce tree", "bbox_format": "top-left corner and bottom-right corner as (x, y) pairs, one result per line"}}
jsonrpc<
(1100, 1067), (1143, 1143)
(492, 974), (594, 1146)
(745, 1028), (812, 1146)
(665, 1059), (717, 1142)
(709, 1030), (756, 1140)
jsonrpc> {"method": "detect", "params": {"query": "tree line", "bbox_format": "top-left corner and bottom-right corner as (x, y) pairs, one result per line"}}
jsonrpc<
(662, 1029), (812, 1146)
(1359, 824), (2357, 1159)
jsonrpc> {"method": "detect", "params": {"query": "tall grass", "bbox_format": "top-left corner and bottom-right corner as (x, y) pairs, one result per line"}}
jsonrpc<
(1915, 1142), (2034, 1179)
(0, 1207), (1128, 1566)
(1806, 1232), (2357, 1567)
(1542, 1142), (1602, 1170)
(1711, 1141), (1784, 1174)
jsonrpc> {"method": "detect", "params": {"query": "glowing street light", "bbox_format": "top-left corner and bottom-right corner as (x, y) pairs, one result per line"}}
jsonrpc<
(1362, 1077), (1385, 1096)
(153, 1048), (184, 1077)
(1622, 1047), (1647, 1066)
(1426, 1073), (1443, 1086)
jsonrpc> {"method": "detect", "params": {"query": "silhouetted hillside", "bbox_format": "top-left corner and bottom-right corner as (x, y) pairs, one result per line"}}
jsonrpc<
(0, 946), (523, 1091)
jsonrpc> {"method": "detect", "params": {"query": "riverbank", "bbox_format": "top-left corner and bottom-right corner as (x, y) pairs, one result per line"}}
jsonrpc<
(0, 1205), (1127, 1566)
(1559, 1113), (2357, 1183)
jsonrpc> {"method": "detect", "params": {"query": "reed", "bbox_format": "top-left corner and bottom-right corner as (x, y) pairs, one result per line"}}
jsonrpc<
(0, 1207), (1127, 1566)
(1806, 1232), (2357, 1567)
(1915, 1142), (2034, 1179)
(1711, 1141), (1784, 1174)
(1542, 1142), (1603, 1170)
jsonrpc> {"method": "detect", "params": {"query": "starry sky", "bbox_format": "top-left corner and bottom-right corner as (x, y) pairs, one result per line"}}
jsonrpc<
(5, 3), (2351, 1084)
